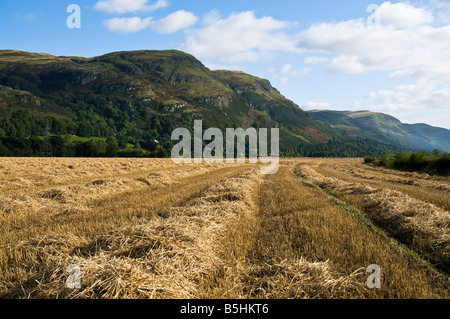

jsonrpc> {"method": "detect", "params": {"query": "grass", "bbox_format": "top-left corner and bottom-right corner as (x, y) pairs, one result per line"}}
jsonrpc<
(69, 136), (107, 143)
(68, 135), (136, 149)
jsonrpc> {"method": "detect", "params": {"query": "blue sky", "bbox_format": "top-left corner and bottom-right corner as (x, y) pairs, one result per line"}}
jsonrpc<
(1, 0), (450, 129)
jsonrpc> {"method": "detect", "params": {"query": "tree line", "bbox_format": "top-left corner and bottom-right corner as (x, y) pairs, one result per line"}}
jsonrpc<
(364, 151), (450, 176)
(0, 135), (169, 158)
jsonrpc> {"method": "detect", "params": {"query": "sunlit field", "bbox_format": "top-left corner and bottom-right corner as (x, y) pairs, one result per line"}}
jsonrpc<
(0, 158), (448, 299)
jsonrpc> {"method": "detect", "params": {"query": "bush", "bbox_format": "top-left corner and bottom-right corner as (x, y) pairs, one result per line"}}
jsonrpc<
(393, 152), (411, 170)
(434, 155), (450, 176)
(409, 152), (429, 171)
(364, 156), (375, 164)
(117, 149), (145, 158)
(379, 154), (392, 167)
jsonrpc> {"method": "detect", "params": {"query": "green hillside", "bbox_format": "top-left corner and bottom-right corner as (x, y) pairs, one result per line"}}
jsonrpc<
(0, 50), (402, 157)
(308, 110), (450, 152)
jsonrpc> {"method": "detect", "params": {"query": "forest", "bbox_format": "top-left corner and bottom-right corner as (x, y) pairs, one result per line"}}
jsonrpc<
(0, 110), (403, 158)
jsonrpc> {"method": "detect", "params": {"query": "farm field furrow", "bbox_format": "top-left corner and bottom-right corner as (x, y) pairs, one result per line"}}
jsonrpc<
(314, 159), (450, 211)
(295, 159), (450, 275)
(247, 165), (448, 299)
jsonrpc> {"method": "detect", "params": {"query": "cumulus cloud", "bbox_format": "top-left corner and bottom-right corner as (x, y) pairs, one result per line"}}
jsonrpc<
(297, 2), (450, 80)
(376, 1), (433, 28)
(291, 2), (450, 115)
(94, 0), (168, 14)
(369, 79), (450, 112)
(150, 10), (198, 34)
(103, 10), (197, 34)
(181, 11), (299, 63)
(104, 17), (152, 33)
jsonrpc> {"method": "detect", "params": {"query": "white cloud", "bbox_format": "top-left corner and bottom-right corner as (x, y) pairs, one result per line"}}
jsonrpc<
(304, 101), (332, 109)
(327, 55), (365, 74)
(150, 10), (198, 34)
(370, 79), (450, 112)
(103, 10), (197, 34)
(104, 17), (152, 34)
(377, 1), (433, 28)
(94, 0), (168, 15)
(297, 2), (450, 80)
(181, 11), (298, 63)
(179, 2), (437, 66)
(293, 2), (450, 115)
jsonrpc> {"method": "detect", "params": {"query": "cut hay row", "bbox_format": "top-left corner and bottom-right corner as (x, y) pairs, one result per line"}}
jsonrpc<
(0, 164), (222, 219)
(0, 158), (175, 192)
(0, 158), (230, 195)
(2, 169), (261, 298)
(361, 161), (450, 182)
(340, 166), (450, 192)
(296, 165), (450, 272)
(313, 160), (450, 212)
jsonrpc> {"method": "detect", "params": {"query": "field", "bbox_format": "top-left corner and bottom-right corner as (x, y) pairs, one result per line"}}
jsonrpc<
(0, 158), (448, 299)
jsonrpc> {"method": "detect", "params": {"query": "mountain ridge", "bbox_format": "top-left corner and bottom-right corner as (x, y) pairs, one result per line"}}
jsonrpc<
(307, 109), (450, 152)
(0, 49), (431, 156)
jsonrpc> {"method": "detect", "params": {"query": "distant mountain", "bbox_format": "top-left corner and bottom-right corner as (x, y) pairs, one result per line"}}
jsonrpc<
(0, 50), (402, 157)
(307, 110), (450, 152)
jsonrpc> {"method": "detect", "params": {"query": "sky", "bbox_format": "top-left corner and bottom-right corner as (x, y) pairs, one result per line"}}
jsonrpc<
(1, 0), (450, 129)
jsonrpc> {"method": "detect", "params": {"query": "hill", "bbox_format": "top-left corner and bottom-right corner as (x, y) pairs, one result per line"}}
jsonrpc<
(307, 110), (450, 152)
(0, 50), (401, 157)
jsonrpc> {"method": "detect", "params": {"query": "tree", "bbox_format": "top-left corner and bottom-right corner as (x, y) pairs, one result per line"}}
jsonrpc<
(0, 128), (5, 137)
(0, 140), (12, 156)
(379, 154), (391, 167)
(30, 136), (45, 156)
(432, 149), (442, 158)
(117, 132), (128, 149)
(152, 145), (169, 158)
(106, 136), (119, 157)
(49, 136), (66, 157)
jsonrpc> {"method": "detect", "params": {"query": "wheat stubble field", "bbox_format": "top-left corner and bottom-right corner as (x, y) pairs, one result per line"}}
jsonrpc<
(0, 158), (448, 299)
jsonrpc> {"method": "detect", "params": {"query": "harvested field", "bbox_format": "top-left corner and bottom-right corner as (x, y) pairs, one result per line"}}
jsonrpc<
(0, 158), (448, 299)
